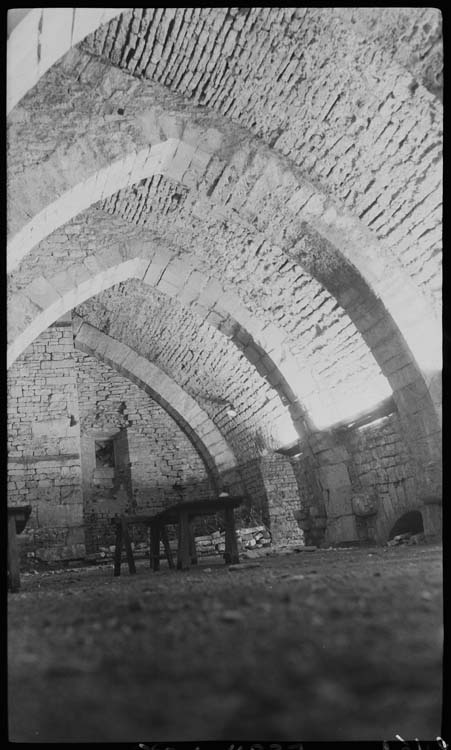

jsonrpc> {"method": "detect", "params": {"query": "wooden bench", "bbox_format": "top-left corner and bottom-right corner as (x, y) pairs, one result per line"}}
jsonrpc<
(111, 496), (244, 576)
(8, 505), (32, 592)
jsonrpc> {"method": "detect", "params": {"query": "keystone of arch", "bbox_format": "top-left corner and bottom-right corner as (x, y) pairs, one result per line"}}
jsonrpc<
(7, 8), (126, 114)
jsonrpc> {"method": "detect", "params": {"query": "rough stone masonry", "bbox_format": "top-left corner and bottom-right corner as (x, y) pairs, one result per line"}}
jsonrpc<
(7, 8), (442, 563)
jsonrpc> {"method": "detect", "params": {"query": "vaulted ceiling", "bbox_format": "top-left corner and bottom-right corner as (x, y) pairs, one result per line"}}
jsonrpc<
(7, 8), (442, 465)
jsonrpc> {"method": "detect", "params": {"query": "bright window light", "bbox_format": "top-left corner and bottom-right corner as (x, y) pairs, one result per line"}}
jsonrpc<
(272, 409), (300, 445)
(305, 377), (392, 431)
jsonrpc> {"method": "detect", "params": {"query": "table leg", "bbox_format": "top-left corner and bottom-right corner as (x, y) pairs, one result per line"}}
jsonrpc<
(122, 519), (136, 575)
(177, 510), (191, 570)
(161, 526), (175, 569)
(150, 522), (161, 571)
(113, 521), (123, 576)
(188, 522), (198, 565)
(224, 506), (240, 565)
(8, 516), (20, 592)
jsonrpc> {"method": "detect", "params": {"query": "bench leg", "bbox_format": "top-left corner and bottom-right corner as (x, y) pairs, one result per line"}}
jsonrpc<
(161, 526), (174, 569)
(122, 519), (136, 575)
(224, 507), (239, 565)
(177, 510), (191, 570)
(8, 515), (21, 592)
(113, 522), (123, 576)
(189, 522), (198, 565)
(150, 523), (161, 571)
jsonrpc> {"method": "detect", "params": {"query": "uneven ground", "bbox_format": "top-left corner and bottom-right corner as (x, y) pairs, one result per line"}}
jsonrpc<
(8, 544), (443, 742)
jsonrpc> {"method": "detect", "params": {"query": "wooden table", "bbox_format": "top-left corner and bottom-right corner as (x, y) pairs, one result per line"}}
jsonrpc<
(8, 505), (32, 592)
(112, 497), (244, 575)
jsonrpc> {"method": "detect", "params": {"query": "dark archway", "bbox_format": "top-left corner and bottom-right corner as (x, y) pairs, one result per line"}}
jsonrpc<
(388, 510), (424, 540)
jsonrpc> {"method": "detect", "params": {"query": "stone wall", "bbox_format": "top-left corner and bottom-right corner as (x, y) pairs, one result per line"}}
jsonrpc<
(291, 451), (326, 547)
(230, 459), (270, 528)
(291, 411), (424, 546)
(75, 351), (216, 552)
(7, 322), (85, 561)
(219, 455), (304, 544)
(6, 323), (437, 558)
(341, 413), (420, 543)
(259, 454), (304, 544)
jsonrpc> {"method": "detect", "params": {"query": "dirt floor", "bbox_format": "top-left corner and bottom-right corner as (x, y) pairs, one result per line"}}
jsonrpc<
(8, 543), (443, 742)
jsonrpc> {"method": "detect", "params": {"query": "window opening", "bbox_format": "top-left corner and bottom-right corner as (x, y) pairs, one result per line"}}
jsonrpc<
(95, 439), (115, 468)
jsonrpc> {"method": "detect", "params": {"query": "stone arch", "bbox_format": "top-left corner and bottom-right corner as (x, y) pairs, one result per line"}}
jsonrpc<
(7, 60), (439, 381)
(8, 252), (311, 441)
(388, 510), (424, 540)
(8, 258), (150, 368)
(9, 198), (442, 511)
(7, 46), (441, 509)
(7, 8), (126, 113)
(73, 319), (237, 479)
(8, 127), (439, 408)
(7, 213), (441, 510)
(288, 227), (442, 503)
(6, 10), (443, 552)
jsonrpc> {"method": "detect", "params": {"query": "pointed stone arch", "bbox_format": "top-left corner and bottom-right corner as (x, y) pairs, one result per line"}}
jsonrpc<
(7, 51), (439, 383)
(8, 252), (310, 443)
(73, 319), (237, 479)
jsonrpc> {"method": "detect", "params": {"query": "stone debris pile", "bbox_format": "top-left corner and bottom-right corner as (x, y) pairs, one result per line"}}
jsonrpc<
(95, 525), (273, 561)
(200, 525), (272, 555)
(387, 532), (425, 546)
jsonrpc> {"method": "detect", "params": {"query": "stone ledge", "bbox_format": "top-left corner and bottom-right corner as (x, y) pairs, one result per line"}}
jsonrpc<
(9, 453), (80, 465)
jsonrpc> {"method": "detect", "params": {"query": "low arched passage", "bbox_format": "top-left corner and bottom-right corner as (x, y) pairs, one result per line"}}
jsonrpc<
(388, 511), (424, 540)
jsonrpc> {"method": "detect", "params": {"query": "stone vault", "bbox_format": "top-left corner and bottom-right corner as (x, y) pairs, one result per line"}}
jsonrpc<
(7, 8), (442, 559)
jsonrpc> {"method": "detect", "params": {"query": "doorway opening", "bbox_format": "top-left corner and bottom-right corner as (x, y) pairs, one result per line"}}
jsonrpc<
(388, 510), (424, 540)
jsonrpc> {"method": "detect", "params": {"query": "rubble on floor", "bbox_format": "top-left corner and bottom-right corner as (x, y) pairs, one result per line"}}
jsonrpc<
(23, 527), (319, 572)
(87, 524), (275, 563)
(387, 532), (426, 546)
(192, 525), (272, 555)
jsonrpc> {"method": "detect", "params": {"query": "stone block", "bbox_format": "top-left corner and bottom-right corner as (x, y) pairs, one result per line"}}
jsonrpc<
(318, 463), (350, 491)
(26, 276), (62, 310)
(201, 127), (225, 154)
(31, 418), (75, 438)
(324, 484), (353, 518)
(325, 515), (359, 545)
(36, 543), (86, 562)
(421, 495), (442, 506)
(351, 493), (378, 517)
(36, 502), (83, 527)
(158, 112), (184, 141)
(317, 445), (350, 464)
(65, 526), (86, 546)
(421, 502), (442, 539)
